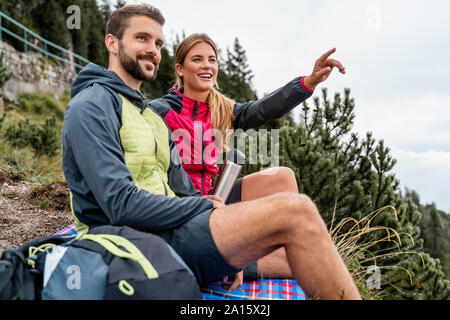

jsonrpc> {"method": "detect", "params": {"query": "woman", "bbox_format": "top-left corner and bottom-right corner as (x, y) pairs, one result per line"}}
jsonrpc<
(151, 33), (345, 289)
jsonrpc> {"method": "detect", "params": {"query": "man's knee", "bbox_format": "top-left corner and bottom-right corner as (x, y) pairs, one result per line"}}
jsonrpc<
(273, 192), (327, 235)
(274, 192), (317, 215)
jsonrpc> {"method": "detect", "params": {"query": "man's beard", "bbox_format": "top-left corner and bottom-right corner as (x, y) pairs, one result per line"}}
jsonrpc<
(118, 41), (159, 82)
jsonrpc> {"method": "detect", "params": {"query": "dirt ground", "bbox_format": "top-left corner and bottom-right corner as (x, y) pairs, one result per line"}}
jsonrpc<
(0, 170), (73, 253)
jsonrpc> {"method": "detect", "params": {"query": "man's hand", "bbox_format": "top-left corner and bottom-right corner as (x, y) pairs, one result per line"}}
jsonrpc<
(303, 48), (346, 91)
(203, 194), (225, 208)
(222, 271), (244, 293)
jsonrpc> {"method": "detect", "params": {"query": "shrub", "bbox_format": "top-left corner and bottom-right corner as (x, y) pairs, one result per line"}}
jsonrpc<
(4, 115), (59, 157)
(18, 92), (65, 119)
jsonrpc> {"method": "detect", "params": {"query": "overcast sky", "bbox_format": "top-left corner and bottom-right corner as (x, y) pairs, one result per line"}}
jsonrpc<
(126, 0), (450, 212)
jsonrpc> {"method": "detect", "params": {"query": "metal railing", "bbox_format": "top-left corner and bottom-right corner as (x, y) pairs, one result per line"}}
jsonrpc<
(0, 10), (90, 70)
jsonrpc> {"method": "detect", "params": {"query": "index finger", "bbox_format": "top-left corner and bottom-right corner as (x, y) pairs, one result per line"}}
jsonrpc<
(318, 48), (336, 62)
(227, 276), (243, 293)
(204, 194), (224, 202)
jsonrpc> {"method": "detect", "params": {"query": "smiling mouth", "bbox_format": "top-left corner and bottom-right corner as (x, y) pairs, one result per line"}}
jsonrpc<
(140, 58), (154, 65)
(198, 73), (212, 80)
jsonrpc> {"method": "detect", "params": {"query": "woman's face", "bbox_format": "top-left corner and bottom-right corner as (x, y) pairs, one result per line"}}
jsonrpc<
(176, 42), (218, 94)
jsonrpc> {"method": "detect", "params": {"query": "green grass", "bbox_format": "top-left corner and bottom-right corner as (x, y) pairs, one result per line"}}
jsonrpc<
(0, 91), (67, 184)
(17, 91), (66, 120)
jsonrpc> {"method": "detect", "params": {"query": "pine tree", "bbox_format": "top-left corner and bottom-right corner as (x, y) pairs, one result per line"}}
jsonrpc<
(115, 0), (127, 9)
(219, 38), (257, 102)
(404, 188), (450, 280)
(30, 0), (68, 55)
(84, 0), (109, 66)
(427, 207), (446, 258)
(0, 0), (45, 51)
(242, 87), (449, 299)
(99, 0), (112, 23)
(61, 0), (89, 60)
(404, 187), (420, 206)
(420, 204), (450, 280)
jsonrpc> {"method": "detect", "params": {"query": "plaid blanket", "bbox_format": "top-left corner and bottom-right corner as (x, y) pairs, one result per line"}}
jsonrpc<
(54, 224), (306, 300)
(201, 279), (305, 300)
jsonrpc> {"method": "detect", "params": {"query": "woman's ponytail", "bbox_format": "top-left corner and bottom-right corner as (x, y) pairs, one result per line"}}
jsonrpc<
(207, 86), (236, 150)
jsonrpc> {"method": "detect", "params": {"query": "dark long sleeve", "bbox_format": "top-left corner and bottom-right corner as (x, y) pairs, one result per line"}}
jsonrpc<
(233, 76), (313, 130)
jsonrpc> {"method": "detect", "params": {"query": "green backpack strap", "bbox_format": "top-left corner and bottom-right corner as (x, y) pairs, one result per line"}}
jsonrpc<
(76, 233), (159, 279)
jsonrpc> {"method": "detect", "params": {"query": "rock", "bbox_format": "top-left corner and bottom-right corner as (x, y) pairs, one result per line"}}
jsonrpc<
(2, 89), (18, 105)
(0, 41), (78, 100)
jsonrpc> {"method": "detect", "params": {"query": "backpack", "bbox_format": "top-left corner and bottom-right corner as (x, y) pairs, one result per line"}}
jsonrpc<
(0, 248), (34, 299)
(0, 225), (201, 300)
(0, 234), (71, 300)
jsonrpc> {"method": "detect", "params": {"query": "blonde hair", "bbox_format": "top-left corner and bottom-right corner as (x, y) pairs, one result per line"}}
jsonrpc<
(175, 33), (235, 150)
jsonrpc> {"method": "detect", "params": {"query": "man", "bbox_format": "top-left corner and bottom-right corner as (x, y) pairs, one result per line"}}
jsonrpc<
(62, 4), (361, 300)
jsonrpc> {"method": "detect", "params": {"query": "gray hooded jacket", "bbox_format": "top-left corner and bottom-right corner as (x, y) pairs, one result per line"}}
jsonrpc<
(62, 63), (213, 233)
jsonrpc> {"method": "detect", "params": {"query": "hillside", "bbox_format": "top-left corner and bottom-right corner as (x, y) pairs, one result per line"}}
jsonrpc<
(0, 1), (449, 298)
(0, 88), (73, 252)
(0, 170), (72, 252)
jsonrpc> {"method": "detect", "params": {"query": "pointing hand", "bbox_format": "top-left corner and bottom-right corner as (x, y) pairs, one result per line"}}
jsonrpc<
(303, 48), (345, 91)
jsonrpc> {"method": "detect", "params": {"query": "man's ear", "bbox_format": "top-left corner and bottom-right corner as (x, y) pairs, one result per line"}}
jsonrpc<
(175, 63), (184, 78)
(105, 34), (119, 55)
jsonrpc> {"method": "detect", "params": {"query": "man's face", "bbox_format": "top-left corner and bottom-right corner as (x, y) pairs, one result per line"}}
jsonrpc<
(118, 15), (164, 82)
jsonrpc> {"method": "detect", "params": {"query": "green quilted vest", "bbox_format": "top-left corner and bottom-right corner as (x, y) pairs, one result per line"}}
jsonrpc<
(118, 93), (175, 197)
(72, 94), (175, 233)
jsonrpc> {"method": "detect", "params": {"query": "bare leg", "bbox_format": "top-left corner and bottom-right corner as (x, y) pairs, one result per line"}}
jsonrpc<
(209, 192), (361, 300)
(241, 167), (298, 278)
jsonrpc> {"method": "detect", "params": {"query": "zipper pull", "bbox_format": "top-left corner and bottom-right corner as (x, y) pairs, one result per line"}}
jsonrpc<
(192, 102), (198, 121)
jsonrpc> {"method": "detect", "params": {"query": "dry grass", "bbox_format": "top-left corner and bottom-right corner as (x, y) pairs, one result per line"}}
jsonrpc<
(329, 204), (424, 299)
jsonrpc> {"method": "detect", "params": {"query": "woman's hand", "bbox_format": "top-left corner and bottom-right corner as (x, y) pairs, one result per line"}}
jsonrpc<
(222, 271), (244, 293)
(203, 194), (225, 208)
(303, 48), (346, 91)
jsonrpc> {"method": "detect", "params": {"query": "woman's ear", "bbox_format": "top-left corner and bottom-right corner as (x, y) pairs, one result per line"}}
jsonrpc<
(105, 34), (119, 55)
(175, 63), (184, 78)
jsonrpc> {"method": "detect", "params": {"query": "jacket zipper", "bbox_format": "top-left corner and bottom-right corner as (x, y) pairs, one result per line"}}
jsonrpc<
(192, 102), (206, 195)
(192, 102), (198, 121)
(196, 121), (206, 195)
(162, 180), (168, 196)
(154, 137), (168, 196)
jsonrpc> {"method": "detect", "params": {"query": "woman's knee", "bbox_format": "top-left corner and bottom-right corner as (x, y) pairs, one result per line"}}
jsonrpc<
(262, 166), (298, 192)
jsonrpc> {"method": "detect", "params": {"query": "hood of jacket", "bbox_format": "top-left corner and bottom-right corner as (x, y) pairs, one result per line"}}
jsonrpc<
(71, 63), (147, 110)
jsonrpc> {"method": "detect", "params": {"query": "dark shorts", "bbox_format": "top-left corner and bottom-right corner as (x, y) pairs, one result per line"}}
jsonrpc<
(156, 177), (258, 284)
(154, 209), (239, 285)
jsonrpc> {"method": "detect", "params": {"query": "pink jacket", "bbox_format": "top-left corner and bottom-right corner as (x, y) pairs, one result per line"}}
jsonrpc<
(151, 76), (313, 195)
